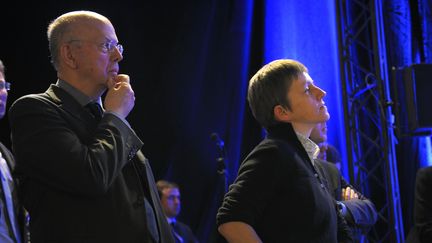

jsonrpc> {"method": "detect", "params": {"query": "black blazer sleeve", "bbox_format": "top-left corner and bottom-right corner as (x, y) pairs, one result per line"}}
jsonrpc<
(216, 142), (284, 226)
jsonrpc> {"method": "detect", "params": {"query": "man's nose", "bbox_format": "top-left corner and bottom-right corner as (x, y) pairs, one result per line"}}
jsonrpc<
(112, 49), (123, 62)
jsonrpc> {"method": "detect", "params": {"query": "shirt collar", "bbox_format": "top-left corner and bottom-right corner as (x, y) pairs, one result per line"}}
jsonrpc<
(56, 79), (102, 106)
(295, 132), (320, 165)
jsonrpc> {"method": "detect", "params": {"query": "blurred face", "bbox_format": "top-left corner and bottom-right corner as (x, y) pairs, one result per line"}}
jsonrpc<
(285, 72), (330, 129)
(310, 122), (328, 144)
(0, 72), (7, 119)
(69, 19), (123, 90)
(160, 187), (181, 218)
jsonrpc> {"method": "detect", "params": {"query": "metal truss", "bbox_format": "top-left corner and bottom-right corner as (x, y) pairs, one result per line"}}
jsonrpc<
(336, 0), (404, 242)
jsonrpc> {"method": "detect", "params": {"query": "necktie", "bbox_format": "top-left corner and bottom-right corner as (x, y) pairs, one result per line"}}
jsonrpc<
(86, 102), (103, 121)
(171, 222), (183, 243)
(0, 152), (21, 243)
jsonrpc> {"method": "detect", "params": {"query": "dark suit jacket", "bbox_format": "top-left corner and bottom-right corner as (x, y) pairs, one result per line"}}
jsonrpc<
(0, 142), (28, 242)
(411, 166), (432, 243)
(217, 123), (349, 242)
(315, 160), (377, 227)
(172, 220), (198, 243)
(8, 85), (174, 243)
(315, 159), (377, 241)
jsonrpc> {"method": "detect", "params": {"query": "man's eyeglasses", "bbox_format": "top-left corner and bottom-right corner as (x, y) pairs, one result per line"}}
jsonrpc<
(0, 81), (11, 91)
(101, 41), (124, 54)
(68, 40), (124, 54)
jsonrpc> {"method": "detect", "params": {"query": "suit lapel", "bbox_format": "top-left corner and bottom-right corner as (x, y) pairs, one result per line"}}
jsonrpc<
(45, 85), (98, 128)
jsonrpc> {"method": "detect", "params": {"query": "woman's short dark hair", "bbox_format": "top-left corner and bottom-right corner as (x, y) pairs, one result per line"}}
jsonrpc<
(247, 59), (307, 128)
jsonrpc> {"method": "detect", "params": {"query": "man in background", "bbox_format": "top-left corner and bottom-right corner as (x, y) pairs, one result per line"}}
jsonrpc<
(0, 59), (27, 243)
(157, 180), (198, 243)
(8, 11), (174, 243)
(311, 122), (378, 242)
(310, 122), (342, 170)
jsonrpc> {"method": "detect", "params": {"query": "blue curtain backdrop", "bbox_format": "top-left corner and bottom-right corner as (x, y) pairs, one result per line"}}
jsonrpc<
(263, 0), (349, 178)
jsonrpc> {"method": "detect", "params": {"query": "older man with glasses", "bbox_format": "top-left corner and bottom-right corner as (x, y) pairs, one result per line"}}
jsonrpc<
(8, 11), (174, 243)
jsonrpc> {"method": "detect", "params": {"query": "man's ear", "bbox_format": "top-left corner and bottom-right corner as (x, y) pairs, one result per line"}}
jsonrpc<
(60, 44), (77, 69)
(273, 105), (291, 122)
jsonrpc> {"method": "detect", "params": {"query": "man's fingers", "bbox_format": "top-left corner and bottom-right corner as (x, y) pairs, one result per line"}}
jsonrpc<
(115, 74), (130, 84)
(349, 188), (354, 199)
(348, 188), (358, 200)
(342, 187), (359, 200)
(108, 74), (130, 90)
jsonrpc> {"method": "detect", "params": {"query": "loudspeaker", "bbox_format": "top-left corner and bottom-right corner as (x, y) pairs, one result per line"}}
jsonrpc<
(391, 64), (432, 136)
